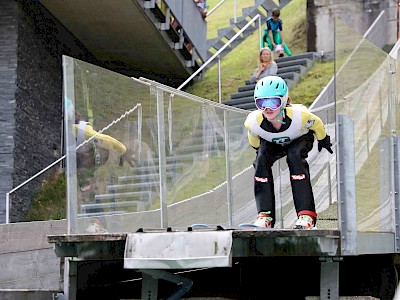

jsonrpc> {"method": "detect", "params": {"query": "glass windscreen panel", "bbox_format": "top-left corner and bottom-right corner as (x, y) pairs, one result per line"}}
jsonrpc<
(161, 93), (250, 227)
(64, 56), (253, 233)
(64, 57), (158, 234)
(335, 18), (393, 232)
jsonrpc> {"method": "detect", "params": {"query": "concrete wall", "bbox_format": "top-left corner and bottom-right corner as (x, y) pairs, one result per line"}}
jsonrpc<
(0, 290), (61, 300)
(0, 220), (66, 290)
(0, 0), (100, 223)
(0, 0), (18, 225)
(307, 0), (398, 57)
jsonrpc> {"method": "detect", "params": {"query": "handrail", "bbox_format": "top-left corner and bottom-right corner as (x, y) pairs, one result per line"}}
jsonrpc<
(206, 0), (226, 17)
(309, 101), (335, 113)
(5, 155), (65, 224)
(5, 104), (142, 224)
(178, 14), (262, 91)
(206, 0), (237, 23)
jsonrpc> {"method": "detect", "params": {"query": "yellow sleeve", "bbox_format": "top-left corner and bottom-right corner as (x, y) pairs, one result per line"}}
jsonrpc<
(74, 123), (127, 154)
(300, 108), (327, 140)
(244, 111), (262, 149)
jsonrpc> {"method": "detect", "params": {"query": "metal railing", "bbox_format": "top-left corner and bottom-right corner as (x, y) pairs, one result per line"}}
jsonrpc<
(178, 14), (262, 96)
(5, 104), (143, 224)
(206, 0), (238, 24)
(206, 0), (227, 18)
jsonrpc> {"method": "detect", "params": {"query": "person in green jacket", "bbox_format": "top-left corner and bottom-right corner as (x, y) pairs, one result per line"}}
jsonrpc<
(261, 8), (292, 57)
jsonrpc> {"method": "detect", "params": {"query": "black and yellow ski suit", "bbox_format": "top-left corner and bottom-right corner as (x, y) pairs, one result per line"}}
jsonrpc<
(244, 104), (331, 227)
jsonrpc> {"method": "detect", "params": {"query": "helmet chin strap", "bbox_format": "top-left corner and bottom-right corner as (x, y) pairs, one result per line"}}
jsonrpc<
(274, 108), (286, 124)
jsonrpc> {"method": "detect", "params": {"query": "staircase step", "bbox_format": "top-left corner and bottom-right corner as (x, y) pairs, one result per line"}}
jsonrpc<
(279, 0), (291, 8)
(278, 65), (307, 75)
(277, 58), (313, 69)
(260, 0), (279, 12)
(279, 71), (300, 80)
(94, 190), (152, 201)
(241, 71), (300, 91)
(80, 200), (147, 215)
(285, 78), (295, 89)
(231, 90), (254, 99)
(134, 162), (184, 172)
(119, 172), (174, 184)
(216, 27), (234, 40)
(275, 52), (317, 63)
(224, 28), (241, 40)
(241, 7), (256, 18)
(232, 8), (265, 26)
(229, 36), (246, 48)
(175, 142), (226, 155)
(211, 39), (230, 51)
(232, 102), (257, 111)
(235, 18), (252, 30)
(238, 84), (256, 92)
(207, 37), (220, 49)
(244, 72), (296, 85)
(224, 96), (254, 107)
(106, 181), (159, 193)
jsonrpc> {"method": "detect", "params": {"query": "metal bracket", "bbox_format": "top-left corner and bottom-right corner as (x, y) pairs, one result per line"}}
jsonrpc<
(53, 293), (66, 300)
(143, 0), (156, 9)
(394, 137), (400, 252)
(140, 269), (193, 300)
(319, 256), (342, 300)
(174, 29), (184, 50)
(319, 256), (343, 262)
(159, 8), (171, 30)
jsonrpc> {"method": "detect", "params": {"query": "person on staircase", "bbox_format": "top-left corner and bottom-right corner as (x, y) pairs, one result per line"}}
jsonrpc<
(244, 76), (333, 229)
(261, 8), (292, 57)
(249, 47), (278, 84)
(194, 0), (208, 18)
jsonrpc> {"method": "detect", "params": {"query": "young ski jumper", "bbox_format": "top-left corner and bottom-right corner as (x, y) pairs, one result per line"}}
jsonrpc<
(244, 76), (333, 229)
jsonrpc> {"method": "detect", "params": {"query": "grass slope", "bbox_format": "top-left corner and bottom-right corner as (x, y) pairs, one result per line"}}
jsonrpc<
(186, 0), (333, 107)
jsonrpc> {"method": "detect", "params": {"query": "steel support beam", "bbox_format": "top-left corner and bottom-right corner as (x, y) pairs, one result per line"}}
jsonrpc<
(320, 257), (341, 300)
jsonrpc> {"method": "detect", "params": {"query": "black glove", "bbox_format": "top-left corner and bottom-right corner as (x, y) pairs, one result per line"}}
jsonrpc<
(318, 135), (333, 154)
(119, 149), (136, 168)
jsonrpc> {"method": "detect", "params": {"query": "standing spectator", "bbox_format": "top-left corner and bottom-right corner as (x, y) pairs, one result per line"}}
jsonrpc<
(261, 8), (292, 57)
(249, 48), (278, 84)
(194, 0), (208, 18)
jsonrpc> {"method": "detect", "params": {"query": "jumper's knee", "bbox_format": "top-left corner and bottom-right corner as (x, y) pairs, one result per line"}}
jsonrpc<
(287, 147), (304, 164)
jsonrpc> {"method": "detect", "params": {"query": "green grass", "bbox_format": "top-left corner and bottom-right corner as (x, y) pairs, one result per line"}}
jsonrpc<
(24, 0), (334, 221)
(186, 0), (334, 106)
(23, 170), (66, 221)
(290, 60), (334, 107)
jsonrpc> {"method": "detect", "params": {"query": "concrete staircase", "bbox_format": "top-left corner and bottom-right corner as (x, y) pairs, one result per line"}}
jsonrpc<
(223, 52), (318, 110)
(83, 115), (245, 217)
(150, 3), (198, 67)
(206, 0), (291, 69)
